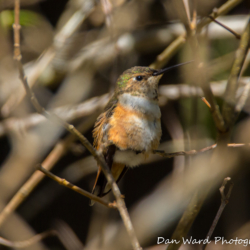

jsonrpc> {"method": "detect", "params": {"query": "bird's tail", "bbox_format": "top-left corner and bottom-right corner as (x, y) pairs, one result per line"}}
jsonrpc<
(90, 163), (128, 206)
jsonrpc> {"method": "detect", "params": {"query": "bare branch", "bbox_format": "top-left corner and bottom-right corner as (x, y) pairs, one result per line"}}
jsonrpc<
(37, 164), (116, 209)
(1, 76), (250, 138)
(154, 143), (250, 158)
(222, 17), (250, 128)
(1, 0), (95, 117)
(153, 144), (217, 158)
(0, 115), (97, 227)
(10, 2), (141, 249)
(167, 191), (209, 250)
(201, 177), (234, 250)
(208, 16), (241, 39)
(197, 0), (244, 32)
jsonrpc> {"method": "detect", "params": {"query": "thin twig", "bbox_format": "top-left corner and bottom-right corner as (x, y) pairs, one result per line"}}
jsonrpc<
(163, 3), (242, 249)
(11, 1), (141, 249)
(17, 66), (142, 250)
(197, 0), (244, 32)
(172, 0), (227, 134)
(201, 97), (211, 109)
(150, 0), (244, 71)
(0, 230), (57, 248)
(208, 15), (241, 39)
(153, 143), (250, 158)
(222, 17), (250, 129)
(2, 77), (250, 138)
(201, 177), (234, 250)
(0, 115), (97, 227)
(13, 0), (21, 61)
(37, 164), (116, 209)
(0, 94), (108, 138)
(1, 0), (95, 117)
(153, 144), (217, 158)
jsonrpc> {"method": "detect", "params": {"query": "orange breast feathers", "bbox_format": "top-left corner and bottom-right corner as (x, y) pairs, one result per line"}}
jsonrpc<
(108, 103), (161, 152)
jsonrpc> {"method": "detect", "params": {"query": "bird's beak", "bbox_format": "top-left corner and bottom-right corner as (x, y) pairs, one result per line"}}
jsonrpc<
(152, 61), (193, 76)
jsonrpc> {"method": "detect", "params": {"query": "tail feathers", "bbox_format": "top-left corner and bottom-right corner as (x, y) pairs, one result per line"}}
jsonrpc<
(89, 186), (100, 206)
(90, 164), (128, 206)
(89, 167), (106, 206)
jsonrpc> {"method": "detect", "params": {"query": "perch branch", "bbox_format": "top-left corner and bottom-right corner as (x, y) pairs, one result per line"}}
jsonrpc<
(10, 1), (141, 249)
(154, 143), (250, 158)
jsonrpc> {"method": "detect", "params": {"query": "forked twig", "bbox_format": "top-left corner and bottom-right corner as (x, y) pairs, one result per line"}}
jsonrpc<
(197, 0), (244, 32)
(208, 16), (241, 39)
(201, 177), (234, 250)
(37, 164), (116, 209)
(11, 1), (141, 250)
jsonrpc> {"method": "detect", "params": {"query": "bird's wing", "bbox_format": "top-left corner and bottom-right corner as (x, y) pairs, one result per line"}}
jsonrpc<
(93, 94), (117, 150)
(90, 96), (128, 205)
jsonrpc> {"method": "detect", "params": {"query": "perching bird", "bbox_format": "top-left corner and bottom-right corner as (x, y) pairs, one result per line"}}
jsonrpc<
(90, 64), (187, 205)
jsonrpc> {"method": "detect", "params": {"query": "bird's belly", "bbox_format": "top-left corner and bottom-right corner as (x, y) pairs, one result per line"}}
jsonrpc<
(134, 116), (161, 151)
(108, 103), (162, 154)
(113, 150), (146, 167)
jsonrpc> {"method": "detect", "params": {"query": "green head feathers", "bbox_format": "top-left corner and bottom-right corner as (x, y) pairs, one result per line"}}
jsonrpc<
(116, 66), (154, 88)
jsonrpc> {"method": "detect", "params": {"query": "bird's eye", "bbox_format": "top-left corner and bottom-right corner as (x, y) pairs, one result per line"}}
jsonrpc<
(135, 76), (143, 81)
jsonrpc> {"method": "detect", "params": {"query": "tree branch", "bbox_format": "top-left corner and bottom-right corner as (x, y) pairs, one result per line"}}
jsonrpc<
(10, 1), (142, 249)
(37, 164), (116, 209)
(201, 177), (234, 250)
(222, 18), (250, 128)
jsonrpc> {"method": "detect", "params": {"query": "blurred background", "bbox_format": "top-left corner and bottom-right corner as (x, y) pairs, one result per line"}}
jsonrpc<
(0, 0), (250, 249)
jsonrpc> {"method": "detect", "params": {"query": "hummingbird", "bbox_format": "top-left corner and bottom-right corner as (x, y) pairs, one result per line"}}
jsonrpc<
(90, 63), (189, 205)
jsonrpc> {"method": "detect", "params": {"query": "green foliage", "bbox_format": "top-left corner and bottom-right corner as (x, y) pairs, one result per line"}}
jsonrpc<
(0, 10), (40, 29)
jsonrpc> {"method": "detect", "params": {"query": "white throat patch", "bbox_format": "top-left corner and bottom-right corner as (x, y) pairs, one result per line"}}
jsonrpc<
(119, 93), (161, 119)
